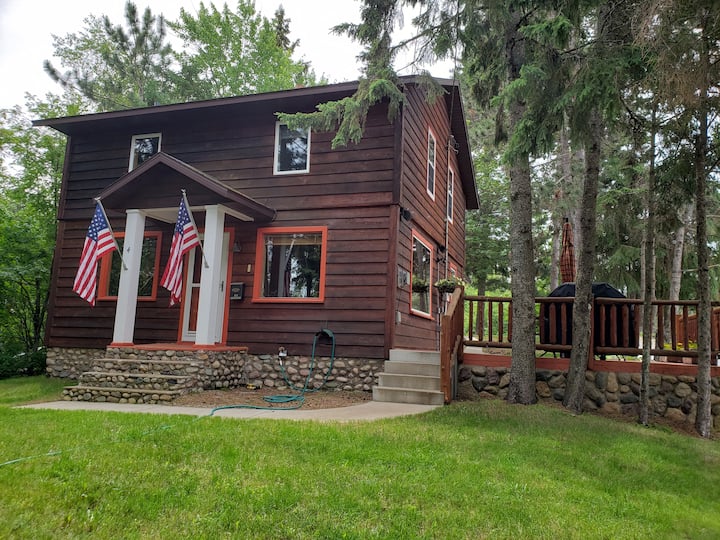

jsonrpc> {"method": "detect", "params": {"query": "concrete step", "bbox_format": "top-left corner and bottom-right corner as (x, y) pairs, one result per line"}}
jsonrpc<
(388, 349), (440, 364)
(372, 386), (445, 406)
(78, 371), (195, 391)
(377, 372), (440, 391)
(63, 385), (185, 404)
(382, 361), (440, 377)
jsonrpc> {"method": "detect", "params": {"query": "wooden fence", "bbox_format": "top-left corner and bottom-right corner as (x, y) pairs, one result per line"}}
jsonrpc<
(464, 295), (720, 362)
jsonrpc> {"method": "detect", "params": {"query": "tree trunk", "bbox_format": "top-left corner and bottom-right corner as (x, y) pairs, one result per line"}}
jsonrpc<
(563, 108), (602, 414)
(640, 106), (657, 426)
(505, 8), (537, 405)
(664, 203), (692, 340)
(694, 11), (713, 438)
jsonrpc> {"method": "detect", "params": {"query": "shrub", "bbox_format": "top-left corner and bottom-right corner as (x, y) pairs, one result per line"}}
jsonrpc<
(0, 348), (46, 379)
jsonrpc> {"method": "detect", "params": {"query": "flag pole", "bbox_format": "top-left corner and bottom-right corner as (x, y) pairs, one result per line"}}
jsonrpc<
(182, 190), (209, 269)
(95, 198), (127, 270)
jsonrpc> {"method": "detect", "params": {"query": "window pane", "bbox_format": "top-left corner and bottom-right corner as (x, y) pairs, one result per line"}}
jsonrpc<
(131, 135), (160, 169)
(262, 233), (322, 298)
(427, 134), (436, 195)
(412, 236), (431, 314)
(107, 236), (157, 297)
(276, 125), (309, 172)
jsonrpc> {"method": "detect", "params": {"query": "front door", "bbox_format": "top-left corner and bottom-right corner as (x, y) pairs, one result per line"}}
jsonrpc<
(181, 232), (230, 343)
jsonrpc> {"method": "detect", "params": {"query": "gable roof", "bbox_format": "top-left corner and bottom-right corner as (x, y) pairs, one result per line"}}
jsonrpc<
(99, 152), (276, 223)
(35, 77), (478, 209)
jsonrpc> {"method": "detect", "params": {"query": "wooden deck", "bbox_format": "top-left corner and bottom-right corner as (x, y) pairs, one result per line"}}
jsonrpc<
(438, 292), (720, 400)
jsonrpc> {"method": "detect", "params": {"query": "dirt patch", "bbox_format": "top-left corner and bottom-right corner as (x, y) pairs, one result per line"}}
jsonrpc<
(171, 386), (373, 410)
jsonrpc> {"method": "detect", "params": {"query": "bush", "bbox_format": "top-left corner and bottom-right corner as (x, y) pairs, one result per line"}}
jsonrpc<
(0, 348), (46, 379)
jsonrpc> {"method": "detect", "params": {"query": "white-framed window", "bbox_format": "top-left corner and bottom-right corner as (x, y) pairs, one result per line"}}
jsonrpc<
(446, 167), (455, 223)
(129, 133), (161, 171)
(411, 230), (433, 318)
(274, 123), (311, 174)
(427, 130), (436, 199)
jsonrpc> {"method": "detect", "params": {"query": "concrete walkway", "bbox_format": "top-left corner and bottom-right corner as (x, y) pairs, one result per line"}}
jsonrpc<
(19, 400), (440, 422)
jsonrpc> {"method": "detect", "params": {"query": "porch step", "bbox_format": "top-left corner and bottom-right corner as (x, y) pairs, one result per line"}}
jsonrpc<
(377, 372), (440, 391)
(78, 371), (196, 392)
(64, 353), (202, 404)
(62, 385), (185, 404)
(388, 349), (441, 364)
(372, 349), (443, 405)
(372, 386), (445, 406)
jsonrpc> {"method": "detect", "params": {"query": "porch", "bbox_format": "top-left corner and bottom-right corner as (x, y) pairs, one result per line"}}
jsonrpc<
(438, 289), (720, 404)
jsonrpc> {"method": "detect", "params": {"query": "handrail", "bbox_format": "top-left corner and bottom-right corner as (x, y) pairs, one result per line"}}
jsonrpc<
(464, 295), (720, 362)
(440, 287), (464, 403)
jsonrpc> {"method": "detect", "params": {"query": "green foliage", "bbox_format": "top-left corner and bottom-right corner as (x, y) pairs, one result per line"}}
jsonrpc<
(0, 349), (46, 379)
(0, 400), (718, 537)
(0, 95), (80, 360)
(278, 78), (405, 149)
(170, 1), (319, 100)
(45, 2), (178, 110)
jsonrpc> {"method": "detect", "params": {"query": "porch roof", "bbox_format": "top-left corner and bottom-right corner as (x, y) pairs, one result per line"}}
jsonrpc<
(98, 152), (276, 223)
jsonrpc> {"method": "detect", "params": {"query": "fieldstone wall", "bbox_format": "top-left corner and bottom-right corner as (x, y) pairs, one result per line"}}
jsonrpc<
(244, 354), (382, 392)
(46, 348), (107, 379)
(458, 365), (720, 425)
(47, 347), (381, 393)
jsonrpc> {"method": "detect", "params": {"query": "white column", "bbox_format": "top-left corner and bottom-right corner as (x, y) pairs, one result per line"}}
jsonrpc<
(112, 209), (146, 345)
(195, 205), (225, 345)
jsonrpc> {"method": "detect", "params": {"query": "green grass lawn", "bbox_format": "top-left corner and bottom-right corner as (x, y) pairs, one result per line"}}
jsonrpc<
(1, 376), (719, 539)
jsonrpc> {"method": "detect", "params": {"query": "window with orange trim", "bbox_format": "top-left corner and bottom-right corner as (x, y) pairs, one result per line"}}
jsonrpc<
(98, 231), (162, 301)
(253, 226), (327, 302)
(411, 231), (433, 317)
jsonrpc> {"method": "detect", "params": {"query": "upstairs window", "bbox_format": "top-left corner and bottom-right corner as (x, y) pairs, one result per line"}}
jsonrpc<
(274, 123), (310, 174)
(98, 231), (161, 301)
(447, 167), (455, 223)
(427, 130), (436, 199)
(129, 133), (161, 171)
(253, 227), (327, 302)
(411, 231), (433, 317)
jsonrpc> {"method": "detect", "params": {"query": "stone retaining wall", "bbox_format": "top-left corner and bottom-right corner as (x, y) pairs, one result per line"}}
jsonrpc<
(46, 348), (107, 379)
(458, 365), (720, 425)
(47, 347), (381, 393)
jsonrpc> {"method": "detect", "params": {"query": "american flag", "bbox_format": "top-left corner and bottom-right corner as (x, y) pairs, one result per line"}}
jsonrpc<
(160, 196), (200, 306)
(73, 203), (117, 305)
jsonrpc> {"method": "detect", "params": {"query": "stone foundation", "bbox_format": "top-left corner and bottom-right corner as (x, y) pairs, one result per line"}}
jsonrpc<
(458, 365), (720, 426)
(47, 347), (382, 396)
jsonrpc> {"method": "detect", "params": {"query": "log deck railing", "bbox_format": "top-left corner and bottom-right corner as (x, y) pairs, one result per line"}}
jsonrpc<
(437, 293), (720, 401)
(463, 295), (720, 361)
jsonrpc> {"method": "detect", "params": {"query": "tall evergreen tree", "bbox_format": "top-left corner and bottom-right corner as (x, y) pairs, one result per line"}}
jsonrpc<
(44, 1), (177, 110)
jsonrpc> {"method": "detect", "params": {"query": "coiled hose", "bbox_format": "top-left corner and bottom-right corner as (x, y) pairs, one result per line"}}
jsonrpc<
(209, 329), (336, 415)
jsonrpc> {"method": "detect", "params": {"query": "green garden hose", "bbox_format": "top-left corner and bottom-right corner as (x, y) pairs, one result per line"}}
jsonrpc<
(209, 329), (336, 415)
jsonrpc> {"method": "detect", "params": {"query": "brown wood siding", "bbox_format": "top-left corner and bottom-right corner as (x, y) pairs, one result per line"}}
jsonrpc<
(391, 85), (467, 351)
(47, 102), (397, 359)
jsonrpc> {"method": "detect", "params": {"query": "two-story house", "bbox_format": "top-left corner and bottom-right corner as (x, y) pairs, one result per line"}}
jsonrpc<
(35, 76), (478, 402)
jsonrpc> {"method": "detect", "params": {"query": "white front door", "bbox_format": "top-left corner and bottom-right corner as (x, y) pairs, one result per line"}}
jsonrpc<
(181, 232), (230, 343)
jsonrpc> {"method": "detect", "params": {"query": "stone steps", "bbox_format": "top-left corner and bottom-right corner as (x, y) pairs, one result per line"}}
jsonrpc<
(62, 351), (203, 404)
(372, 349), (444, 406)
(62, 385), (184, 404)
(78, 371), (196, 391)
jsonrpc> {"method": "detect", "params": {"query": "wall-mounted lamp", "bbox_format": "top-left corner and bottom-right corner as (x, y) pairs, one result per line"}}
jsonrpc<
(400, 207), (413, 221)
(233, 242), (242, 253)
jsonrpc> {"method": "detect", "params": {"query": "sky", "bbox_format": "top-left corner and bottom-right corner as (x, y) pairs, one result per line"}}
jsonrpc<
(0, 0), (454, 110)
